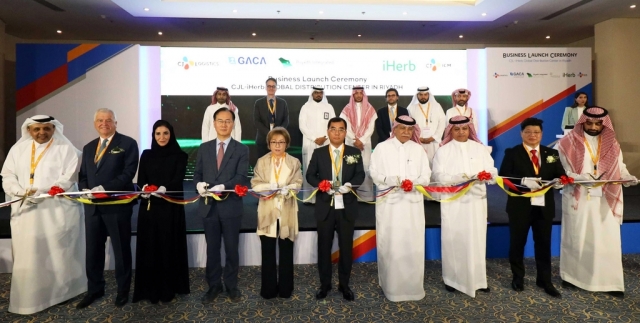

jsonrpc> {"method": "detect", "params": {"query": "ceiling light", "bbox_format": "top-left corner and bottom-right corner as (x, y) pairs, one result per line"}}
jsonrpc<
(631, 5), (637, 8)
(56, 30), (62, 34)
(403, 12), (407, 15)
(481, 13), (487, 16)
(358, 34), (362, 37)
(546, 35), (551, 39)
(158, 31), (163, 35)
(144, 8), (149, 11)
(459, 35), (464, 38)
(319, 11), (323, 14)
(233, 9), (237, 13)
(252, 33), (257, 36)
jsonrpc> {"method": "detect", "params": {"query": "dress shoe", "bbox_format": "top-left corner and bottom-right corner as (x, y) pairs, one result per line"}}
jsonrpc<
(228, 289), (242, 303)
(561, 280), (577, 288)
(607, 291), (624, 299)
(315, 287), (330, 300)
(338, 285), (355, 301)
(444, 284), (456, 292)
(536, 282), (561, 298)
(478, 287), (491, 293)
(201, 285), (223, 303)
(76, 291), (105, 309)
(114, 292), (128, 307)
(511, 279), (524, 292)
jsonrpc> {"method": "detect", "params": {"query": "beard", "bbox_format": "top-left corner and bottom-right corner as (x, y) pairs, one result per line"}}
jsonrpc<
(457, 100), (467, 106)
(585, 129), (602, 136)
(313, 97), (322, 103)
(418, 99), (429, 104)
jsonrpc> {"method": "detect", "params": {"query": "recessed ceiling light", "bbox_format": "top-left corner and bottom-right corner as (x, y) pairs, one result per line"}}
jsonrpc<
(631, 4), (637, 9)
(56, 30), (62, 34)
(233, 9), (237, 13)
(481, 13), (487, 16)
(319, 11), (323, 14)
(357, 34), (362, 37)
(252, 32), (256, 36)
(144, 8), (149, 11)
(459, 35), (464, 38)
(403, 12), (407, 15)
(158, 31), (163, 35)
(546, 35), (551, 39)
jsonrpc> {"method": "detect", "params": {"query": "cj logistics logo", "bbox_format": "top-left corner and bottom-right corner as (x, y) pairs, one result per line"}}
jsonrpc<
(178, 56), (194, 70)
(177, 56), (219, 70)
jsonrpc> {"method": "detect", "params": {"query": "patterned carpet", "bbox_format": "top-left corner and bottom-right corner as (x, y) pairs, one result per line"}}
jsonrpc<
(1, 256), (640, 322)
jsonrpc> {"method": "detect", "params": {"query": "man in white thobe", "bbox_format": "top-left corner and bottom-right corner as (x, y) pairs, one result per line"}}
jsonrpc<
(202, 86), (242, 142)
(446, 88), (479, 131)
(370, 115), (431, 302)
(558, 106), (638, 298)
(1, 115), (86, 315)
(406, 87), (446, 165)
(340, 86), (377, 202)
(299, 86), (335, 203)
(432, 116), (496, 298)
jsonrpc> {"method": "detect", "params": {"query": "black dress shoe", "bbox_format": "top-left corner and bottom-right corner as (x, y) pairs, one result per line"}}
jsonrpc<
(478, 287), (491, 293)
(607, 291), (624, 298)
(76, 291), (105, 309)
(561, 280), (577, 288)
(444, 284), (456, 292)
(536, 282), (561, 298)
(338, 285), (355, 301)
(511, 279), (524, 292)
(228, 289), (242, 302)
(115, 292), (129, 307)
(201, 285), (223, 304)
(315, 287), (330, 300)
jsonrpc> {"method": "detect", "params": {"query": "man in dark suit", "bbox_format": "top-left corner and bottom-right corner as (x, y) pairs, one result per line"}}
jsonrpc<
(306, 117), (365, 301)
(499, 117), (565, 298)
(194, 107), (249, 303)
(375, 88), (409, 144)
(253, 77), (289, 158)
(77, 108), (139, 308)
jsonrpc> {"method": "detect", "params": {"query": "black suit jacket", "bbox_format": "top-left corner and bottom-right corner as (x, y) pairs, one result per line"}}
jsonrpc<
(305, 145), (365, 222)
(253, 97), (289, 141)
(193, 138), (249, 218)
(79, 132), (139, 215)
(499, 144), (566, 220)
(375, 106), (409, 144)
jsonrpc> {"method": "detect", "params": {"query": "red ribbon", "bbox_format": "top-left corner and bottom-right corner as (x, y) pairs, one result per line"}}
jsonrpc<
(48, 186), (65, 196)
(401, 179), (413, 192)
(318, 180), (332, 193)
(477, 171), (492, 181)
(235, 185), (248, 197)
(560, 175), (574, 185)
(143, 184), (158, 192)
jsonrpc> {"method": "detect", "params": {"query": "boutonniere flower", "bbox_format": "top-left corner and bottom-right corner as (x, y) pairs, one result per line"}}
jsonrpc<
(546, 155), (559, 163)
(344, 155), (360, 165)
(109, 147), (125, 154)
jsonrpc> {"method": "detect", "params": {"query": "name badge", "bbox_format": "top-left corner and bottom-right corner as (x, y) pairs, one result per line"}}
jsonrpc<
(324, 112), (330, 120)
(531, 195), (545, 207)
(270, 123), (274, 131)
(421, 128), (433, 139)
(334, 194), (345, 209)
(589, 186), (603, 197)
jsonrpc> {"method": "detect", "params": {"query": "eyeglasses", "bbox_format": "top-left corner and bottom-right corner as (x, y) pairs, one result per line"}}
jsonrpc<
(216, 120), (233, 125)
(266, 85), (277, 89)
(270, 141), (286, 146)
(523, 131), (542, 135)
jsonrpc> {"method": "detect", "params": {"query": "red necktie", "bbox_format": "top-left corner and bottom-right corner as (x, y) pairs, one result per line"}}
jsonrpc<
(217, 142), (225, 169)
(530, 149), (539, 173)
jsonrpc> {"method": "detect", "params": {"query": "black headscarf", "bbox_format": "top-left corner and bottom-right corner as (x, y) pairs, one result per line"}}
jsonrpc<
(149, 120), (186, 157)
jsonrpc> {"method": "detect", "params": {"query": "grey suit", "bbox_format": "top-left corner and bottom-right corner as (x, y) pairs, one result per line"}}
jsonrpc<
(193, 138), (249, 291)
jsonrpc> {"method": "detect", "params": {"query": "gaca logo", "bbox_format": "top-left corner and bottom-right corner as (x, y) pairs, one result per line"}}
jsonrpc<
(178, 56), (194, 70)
(228, 57), (267, 65)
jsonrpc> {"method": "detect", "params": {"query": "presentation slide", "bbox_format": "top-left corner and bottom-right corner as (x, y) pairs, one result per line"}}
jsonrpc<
(160, 47), (467, 178)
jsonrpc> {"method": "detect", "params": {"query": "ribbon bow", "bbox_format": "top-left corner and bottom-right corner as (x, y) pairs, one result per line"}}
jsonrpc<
(318, 180), (332, 193)
(143, 184), (158, 192)
(560, 175), (574, 185)
(477, 171), (492, 181)
(234, 185), (248, 197)
(401, 179), (414, 192)
(48, 186), (65, 196)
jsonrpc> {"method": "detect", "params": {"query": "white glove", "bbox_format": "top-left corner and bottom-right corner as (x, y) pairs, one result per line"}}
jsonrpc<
(140, 184), (150, 199)
(91, 185), (105, 192)
(197, 182), (209, 196)
(383, 176), (398, 186)
(521, 177), (542, 190)
(285, 184), (298, 190)
(81, 188), (94, 199)
(327, 189), (336, 195)
(156, 186), (166, 193)
(451, 174), (467, 184)
(486, 178), (497, 185)
(280, 187), (290, 196)
(623, 175), (639, 187)
(209, 184), (225, 192)
(571, 173), (593, 182)
(338, 182), (352, 194)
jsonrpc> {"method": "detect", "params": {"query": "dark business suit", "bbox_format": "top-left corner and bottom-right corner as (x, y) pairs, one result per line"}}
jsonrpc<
(499, 144), (565, 285)
(193, 138), (249, 292)
(78, 132), (139, 296)
(253, 97), (289, 158)
(306, 145), (365, 289)
(375, 105), (409, 144)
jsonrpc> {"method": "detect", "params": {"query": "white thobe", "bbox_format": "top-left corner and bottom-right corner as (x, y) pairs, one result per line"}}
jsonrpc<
(1, 139), (86, 315)
(431, 140), (497, 298)
(407, 101), (446, 164)
(559, 135), (630, 292)
(202, 103), (242, 142)
(299, 101), (335, 202)
(340, 103), (377, 201)
(370, 138), (431, 301)
(445, 106), (479, 132)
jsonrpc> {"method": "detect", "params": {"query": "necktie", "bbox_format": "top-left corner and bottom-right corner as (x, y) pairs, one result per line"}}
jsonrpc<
(217, 142), (225, 170)
(530, 149), (539, 172)
(269, 99), (275, 124)
(333, 149), (340, 183)
(96, 138), (108, 165)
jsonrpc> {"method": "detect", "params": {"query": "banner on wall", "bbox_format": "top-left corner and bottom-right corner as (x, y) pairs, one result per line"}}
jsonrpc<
(485, 47), (592, 166)
(160, 48), (467, 96)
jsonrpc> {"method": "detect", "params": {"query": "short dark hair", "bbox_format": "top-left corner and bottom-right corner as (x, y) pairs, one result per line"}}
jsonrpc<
(266, 77), (277, 85)
(213, 107), (236, 121)
(520, 117), (543, 131)
(385, 88), (399, 97)
(327, 117), (347, 129)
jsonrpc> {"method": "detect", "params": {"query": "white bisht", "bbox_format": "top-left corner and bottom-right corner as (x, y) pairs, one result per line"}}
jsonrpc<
(431, 134), (497, 298)
(406, 87), (446, 164)
(298, 88), (335, 202)
(370, 134), (431, 302)
(202, 88), (242, 142)
(0, 116), (86, 315)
